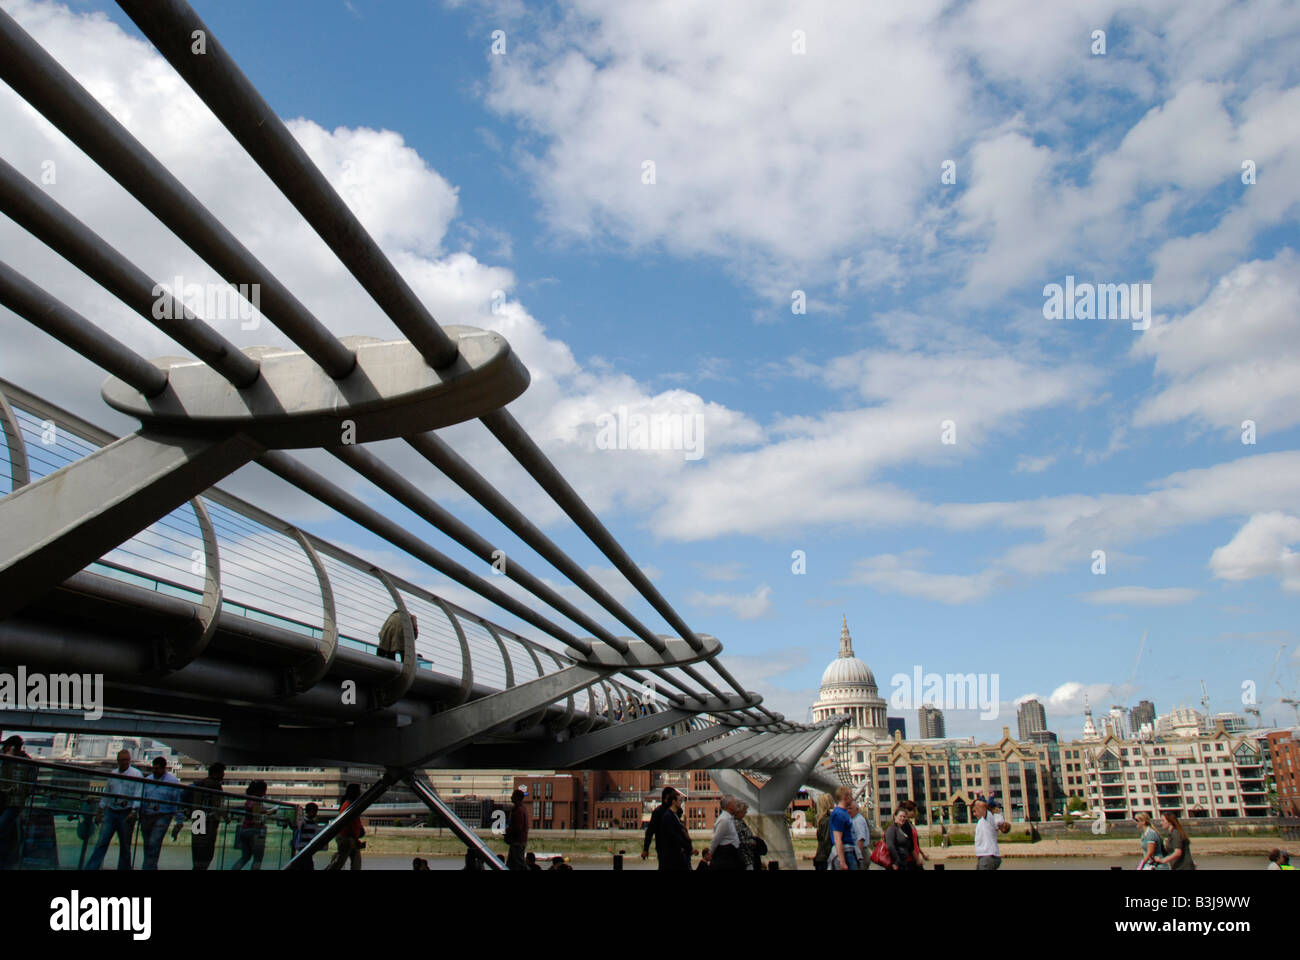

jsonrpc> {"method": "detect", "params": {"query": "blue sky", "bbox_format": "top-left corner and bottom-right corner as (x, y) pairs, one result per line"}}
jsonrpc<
(2, 0), (1300, 739)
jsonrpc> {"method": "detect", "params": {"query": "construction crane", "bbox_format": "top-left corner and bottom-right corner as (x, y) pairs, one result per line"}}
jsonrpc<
(1124, 629), (1148, 699)
(1277, 661), (1300, 725)
(1245, 643), (1287, 724)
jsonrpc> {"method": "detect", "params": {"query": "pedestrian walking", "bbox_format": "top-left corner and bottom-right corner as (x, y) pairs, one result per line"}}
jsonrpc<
(899, 799), (930, 866)
(230, 780), (269, 870)
(86, 749), (144, 870)
(1134, 812), (1165, 870)
(707, 795), (745, 870)
(885, 808), (920, 871)
(184, 762), (225, 870)
(812, 793), (834, 871)
(376, 609), (417, 660)
(504, 787), (530, 870)
(653, 789), (693, 870)
(139, 756), (183, 870)
(973, 798), (1008, 870)
(735, 801), (764, 871)
(326, 783), (365, 870)
(828, 786), (857, 871)
(291, 802), (323, 869)
(1156, 812), (1195, 870)
(850, 800), (870, 869)
(0, 736), (34, 869)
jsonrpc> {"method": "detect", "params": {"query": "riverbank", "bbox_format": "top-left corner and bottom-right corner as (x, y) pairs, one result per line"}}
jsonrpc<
(359, 827), (1291, 863)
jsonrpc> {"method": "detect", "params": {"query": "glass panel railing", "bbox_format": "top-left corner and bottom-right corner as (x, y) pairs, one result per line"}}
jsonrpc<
(0, 754), (302, 870)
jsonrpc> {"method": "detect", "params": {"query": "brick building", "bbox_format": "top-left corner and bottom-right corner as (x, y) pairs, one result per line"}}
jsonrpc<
(1266, 729), (1300, 816)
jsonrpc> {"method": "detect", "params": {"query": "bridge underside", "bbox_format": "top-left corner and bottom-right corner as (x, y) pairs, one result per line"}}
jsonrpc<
(0, 0), (851, 870)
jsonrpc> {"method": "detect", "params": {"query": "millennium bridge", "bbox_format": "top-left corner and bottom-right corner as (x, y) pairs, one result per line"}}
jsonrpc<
(0, 0), (847, 869)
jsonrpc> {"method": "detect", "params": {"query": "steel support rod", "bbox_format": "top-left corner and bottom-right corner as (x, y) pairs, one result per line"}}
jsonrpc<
(481, 408), (705, 653)
(285, 770), (399, 869)
(406, 431), (666, 653)
(0, 6), (356, 379)
(0, 156), (260, 387)
(118, 0), (461, 369)
(0, 260), (168, 396)
(332, 443), (631, 655)
(256, 451), (595, 657)
(406, 772), (506, 870)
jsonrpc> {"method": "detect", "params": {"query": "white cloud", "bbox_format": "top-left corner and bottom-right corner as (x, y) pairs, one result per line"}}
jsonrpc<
(687, 583), (772, 620)
(693, 561), (746, 582)
(1134, 251), (1300, 433)
(846, 552), (1003, 605)
(481, 0), (1300, 303)
(1077, 586), (1200, 607)
(0, 0), (765, 535)
(651, 347), (1096, 541)
(1015, 454), (1056, 474)
(1209, 512), (1300, 592)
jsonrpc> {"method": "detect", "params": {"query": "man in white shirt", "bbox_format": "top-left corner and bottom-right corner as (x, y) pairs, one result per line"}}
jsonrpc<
(850, 801), (870, 869)
(708, 795), (744, 870)
(139, 756), (184, 870)
(86, 749), (144, 870)
(973, 798), (1009, 870)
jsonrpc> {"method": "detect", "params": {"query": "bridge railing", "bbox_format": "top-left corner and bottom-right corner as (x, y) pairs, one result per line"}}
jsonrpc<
(0, 753), (302, 870)
(2, 383), (665, 725)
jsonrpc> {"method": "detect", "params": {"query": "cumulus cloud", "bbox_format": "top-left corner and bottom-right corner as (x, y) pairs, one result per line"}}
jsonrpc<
(1015, 454), (1056, 474)
(481, 0), (1300, 304)
(1134, 251), (1300, 434)
(687, 583), (773, 620)
(649, 347), (1097, 541)
(1209, 512), (1300, 592)
(0, 0), (763, 535)
(845, 552), (1004, 605)
(1077, 586), (1200, 607)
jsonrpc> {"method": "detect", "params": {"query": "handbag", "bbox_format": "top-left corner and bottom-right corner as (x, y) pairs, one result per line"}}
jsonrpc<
(870, 837), (892, 868)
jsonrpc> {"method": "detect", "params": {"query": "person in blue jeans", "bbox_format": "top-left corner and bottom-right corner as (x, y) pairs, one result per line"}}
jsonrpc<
(86, 750), (144, 870)
(230, 780), (268, 870)
(0, 736), (35, 869)
(829, 786), (858, 871)
(139, 756), (184, 870)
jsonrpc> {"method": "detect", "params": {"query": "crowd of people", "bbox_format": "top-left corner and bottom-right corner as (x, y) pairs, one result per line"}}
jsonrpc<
(6, 738), (1299, 871)
(0, 740), (361, 871)
(637, 788), (768, 870)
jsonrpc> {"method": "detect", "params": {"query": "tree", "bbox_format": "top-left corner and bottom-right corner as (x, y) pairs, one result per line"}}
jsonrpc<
(1067, 796), (1087, 812)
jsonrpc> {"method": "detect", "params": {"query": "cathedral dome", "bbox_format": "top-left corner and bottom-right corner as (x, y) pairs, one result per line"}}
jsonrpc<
(811, 616), (889, 743)
(820, 616), (877, 690)
(821, 654), (876, 687)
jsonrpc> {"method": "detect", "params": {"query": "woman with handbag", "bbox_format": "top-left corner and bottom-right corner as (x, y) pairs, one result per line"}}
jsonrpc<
(884, 809), (920, 871)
